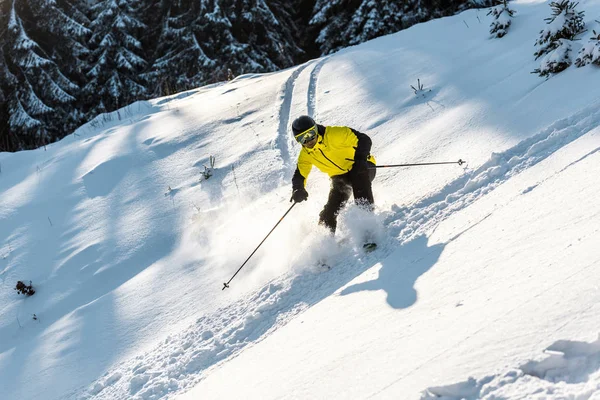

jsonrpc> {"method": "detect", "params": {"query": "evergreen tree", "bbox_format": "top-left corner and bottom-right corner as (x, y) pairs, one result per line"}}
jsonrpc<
(345, 2), (405, 47)
(84, 0), (148, 114)
(142, 0), (216, 96)
(268, 0), (320, 60)
(488, 0), (515, 38)
(266, 0), (307, 51)
(309, 0), (360, 55)
(0, 3), (9, 150)
(533, 0), (585, 77)
(1, 0), (88, 151)
(224, 0), (301, 72)
(310, 0), (492, 55)
(5, 2), (61, 148)
(41, 0), (92, 84)
(144, 0), (302, 97)
(575, 30), (600, 67)
(0, 46), (23, 151)
(19, 0), (89, 133)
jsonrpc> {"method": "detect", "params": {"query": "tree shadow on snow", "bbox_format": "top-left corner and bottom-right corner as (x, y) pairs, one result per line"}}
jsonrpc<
(340, 235), (444, 309)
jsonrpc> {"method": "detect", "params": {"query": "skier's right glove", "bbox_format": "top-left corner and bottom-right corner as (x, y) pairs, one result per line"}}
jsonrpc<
(290, 187), (309, 203)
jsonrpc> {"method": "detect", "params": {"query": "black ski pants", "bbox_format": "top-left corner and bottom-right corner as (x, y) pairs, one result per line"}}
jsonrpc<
(319, 162), (376, 233)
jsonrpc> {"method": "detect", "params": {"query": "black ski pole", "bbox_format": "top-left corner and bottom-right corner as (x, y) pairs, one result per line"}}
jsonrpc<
(369, 159), (466, 169)
(222, 201), (298, 290)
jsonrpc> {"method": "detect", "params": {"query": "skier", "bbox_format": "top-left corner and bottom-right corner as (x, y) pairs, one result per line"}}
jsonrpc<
(289, 115), (377, 237)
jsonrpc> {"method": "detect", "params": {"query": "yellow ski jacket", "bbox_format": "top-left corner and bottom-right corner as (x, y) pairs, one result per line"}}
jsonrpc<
(292, 125), (376, 188)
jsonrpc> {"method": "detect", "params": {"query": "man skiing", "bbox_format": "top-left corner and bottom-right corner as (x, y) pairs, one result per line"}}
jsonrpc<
(289, 115), (376, 237)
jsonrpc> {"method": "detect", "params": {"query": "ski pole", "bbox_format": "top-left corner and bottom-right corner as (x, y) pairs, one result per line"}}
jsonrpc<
(222, 201), (298, 290)
(369, 159), (466, 168)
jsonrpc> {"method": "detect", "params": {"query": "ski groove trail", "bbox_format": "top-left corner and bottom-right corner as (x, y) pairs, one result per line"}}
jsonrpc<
(273, 62), (312, 178)
(307, 58), (328, 119)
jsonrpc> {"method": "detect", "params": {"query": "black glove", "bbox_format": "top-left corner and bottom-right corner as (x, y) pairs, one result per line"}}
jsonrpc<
(290, 187), (309, 203)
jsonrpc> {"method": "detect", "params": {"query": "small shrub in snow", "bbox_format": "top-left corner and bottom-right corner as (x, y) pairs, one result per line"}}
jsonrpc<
(533, 39), (574, 77)
(201, 155), (216, 180)
(15, 280), (35, 296)
(533, 1), (585, 76)
(488, 0), (515, 38)
(534, 0), (585, 58)
(575, 30), (600, 67)
(410, 79), (430, 98)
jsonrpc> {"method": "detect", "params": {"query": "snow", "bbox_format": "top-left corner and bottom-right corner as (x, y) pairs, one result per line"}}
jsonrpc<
(2, 1), (600, 400)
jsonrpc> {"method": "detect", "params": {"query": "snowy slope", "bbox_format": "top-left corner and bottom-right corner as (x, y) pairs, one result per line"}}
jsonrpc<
(1, 1), (600, 399)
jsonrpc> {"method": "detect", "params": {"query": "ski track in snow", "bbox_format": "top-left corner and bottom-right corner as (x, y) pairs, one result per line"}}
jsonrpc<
(76, 95), (600, 400)
(422, 335), (600, 400)
(306, 58), (328, 119)
(272, 57), (328, 181)
(273, 62), (312, 177)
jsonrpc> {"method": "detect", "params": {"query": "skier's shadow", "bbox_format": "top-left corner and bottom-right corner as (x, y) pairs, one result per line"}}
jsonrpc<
(340, 234), (444, 309)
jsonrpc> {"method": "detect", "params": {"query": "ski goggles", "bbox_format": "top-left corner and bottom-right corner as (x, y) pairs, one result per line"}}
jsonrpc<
(294, 125), (318, 145)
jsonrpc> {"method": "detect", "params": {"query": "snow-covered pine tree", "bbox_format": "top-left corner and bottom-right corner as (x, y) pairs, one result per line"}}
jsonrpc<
(310, 0), (493, 55)
(575, 30), (600, 67)
(219, 0), (301, 77)
(487, 0), (515, 38)
(0, 0), (88, 151)
(84, 0), (148, 115)
(533, 0), (585, 77)
(141, 0), (217, 96)
(20, 0), (89, 134)
(0, 4), (9, 150)
(5, 2), (61, 147)
(144, 0), (302, 97)
(310, 0), (371, 55)
(345, 2), (406, 47)
(0, 50), (26, 151)
(36, 0), (92, 83)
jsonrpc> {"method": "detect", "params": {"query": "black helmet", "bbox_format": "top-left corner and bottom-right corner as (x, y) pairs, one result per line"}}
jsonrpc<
(292, 115), (316, 136)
